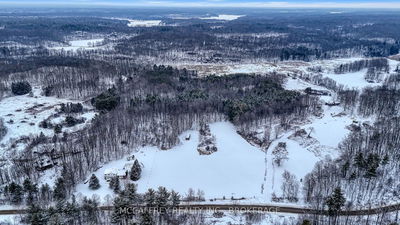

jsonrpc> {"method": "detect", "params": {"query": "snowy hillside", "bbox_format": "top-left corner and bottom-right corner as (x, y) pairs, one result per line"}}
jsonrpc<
(0, 87), (95, 148)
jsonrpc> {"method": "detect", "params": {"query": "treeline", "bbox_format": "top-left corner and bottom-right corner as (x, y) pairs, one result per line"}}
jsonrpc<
(0, 16), (129, 45)
(0, 56), (117, 99)
(4, 176), (102, 225)
(337, 72), (400, 117)
(115, 29), (400, 63)
(303, 116), (400, 225)
(334, 58), (389, 74)
(2, 11), (400, 63)
(111, 13), (400, 63)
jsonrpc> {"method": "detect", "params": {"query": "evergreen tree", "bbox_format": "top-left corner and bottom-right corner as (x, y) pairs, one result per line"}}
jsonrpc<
(130, 159), (142, 181)
(111, 195), (130, 224)
(355, 152), (365, 169)
(140, 211), (154, 225)
(301, 219), (312, 225)
(109, 176), (120, 193)
(123, 183), (140, 203)
(365, 166), (378, 178)
(81, 197), (99, 224)
(382, 154), (390, 165)
(8, 182), (23, 204)
(47, 205), (63, 225)
(326, 187), (346, 216)
(23, 178), (33, 193)
(349, 172), (357, 180)
(364, 154), (380, 178)
(54, 124), (63, 134)
(40, 183), (51, 202)
(25, 204), (47, 225)
(91, 87), (120, 111)
(11, 81), (32, 95)
(144, 188), (156, 207)
(88, 174), (101, 190)
(23, 178), (38, 205)
(156, 186), (170, 208)
(170, 190), (180, 207)
(341, 161), (350, 178)
(53, 177), (67, 201)
(63, 196), (80, 225)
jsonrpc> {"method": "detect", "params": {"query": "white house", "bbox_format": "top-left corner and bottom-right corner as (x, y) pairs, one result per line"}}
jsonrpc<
(104, 163), (134, 181)
(104, 168), (118, 181)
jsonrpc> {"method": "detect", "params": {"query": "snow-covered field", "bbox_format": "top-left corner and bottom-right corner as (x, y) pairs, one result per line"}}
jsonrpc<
(0, 86), (96, 160)
(203, 211), (297, 225)
(49, 38), (104, 51)
(200, 14), (244, 21)
(312, 58), (399, 89)
(77, 122), (267, 201)
(127, 19), (163, 27)
(112, 18), (164, 27)
(227, 63), (277, 74)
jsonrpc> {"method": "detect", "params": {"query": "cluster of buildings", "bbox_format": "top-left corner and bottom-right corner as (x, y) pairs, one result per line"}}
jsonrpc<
(103, 155), (135, 181)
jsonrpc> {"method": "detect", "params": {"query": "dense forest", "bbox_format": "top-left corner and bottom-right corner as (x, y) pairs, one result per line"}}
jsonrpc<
(1, 8), (400, 225)
(1, 9), (400, 62)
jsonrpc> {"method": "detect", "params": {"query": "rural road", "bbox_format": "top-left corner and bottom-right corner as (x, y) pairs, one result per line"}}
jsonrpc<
(0, 203), (399, 216)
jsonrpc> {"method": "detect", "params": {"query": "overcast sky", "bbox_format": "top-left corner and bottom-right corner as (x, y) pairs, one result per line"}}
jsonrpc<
(1, 0), (400, 8)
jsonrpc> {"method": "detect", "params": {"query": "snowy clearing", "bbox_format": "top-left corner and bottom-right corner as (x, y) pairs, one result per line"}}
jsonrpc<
(127, 19), (163, 27)
(200, 14), (244, 21)
(49, 38), (104, 51)
(323, 69), (380, 89)
(0, 87), (96, 150)
(76, 122), (267, 201)
(203, 211), (297, 225)
(227, 63), (277, 74)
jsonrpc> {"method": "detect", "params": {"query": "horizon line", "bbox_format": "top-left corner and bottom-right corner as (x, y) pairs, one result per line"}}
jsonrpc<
(1, 1), (400, 9)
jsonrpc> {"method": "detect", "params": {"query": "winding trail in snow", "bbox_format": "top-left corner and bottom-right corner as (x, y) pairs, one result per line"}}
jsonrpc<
(1, 203), (400, 216)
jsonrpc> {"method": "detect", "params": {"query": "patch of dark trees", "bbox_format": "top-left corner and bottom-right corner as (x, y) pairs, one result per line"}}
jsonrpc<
(11, 81), (31, 95)
(0, 56), (111, 77)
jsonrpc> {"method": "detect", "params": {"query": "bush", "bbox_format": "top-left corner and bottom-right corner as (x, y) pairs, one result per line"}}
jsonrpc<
(60, 103), (83, 113)
(130, 160), (142, 181)
(64, 116), (85, 127)
(54, 124), (62, 134)
(11, 81), (32, 95)
(88, 174), (101, 190)
(39, 120), (52, 129)
(42, 86), (53, 96)
(0, 118), (7, 141)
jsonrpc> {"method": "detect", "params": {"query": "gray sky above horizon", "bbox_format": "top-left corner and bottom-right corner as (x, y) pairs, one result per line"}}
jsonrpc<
(1, 0), (400, 8)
